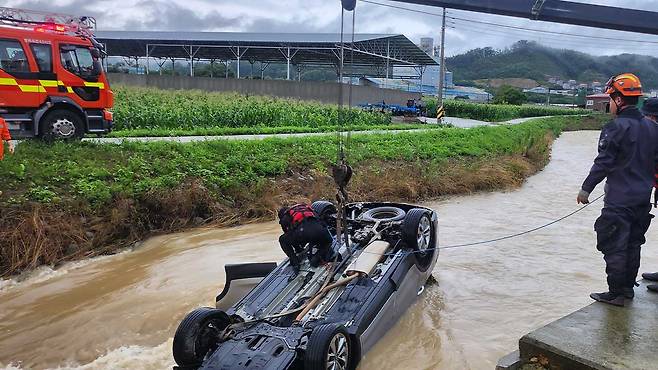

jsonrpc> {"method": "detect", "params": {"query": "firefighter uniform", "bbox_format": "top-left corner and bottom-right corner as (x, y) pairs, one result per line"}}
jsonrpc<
(582, 105), (658, 296)
(0, 117), (11, 161)
(278, 204), (333, 271)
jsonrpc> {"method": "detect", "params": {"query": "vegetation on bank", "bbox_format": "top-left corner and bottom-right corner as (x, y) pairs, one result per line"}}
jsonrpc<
(424, 98), (591, 122)
(0, 115), (603, 277)
(112, 86), (390, 131)
(107, 123), (440, 138)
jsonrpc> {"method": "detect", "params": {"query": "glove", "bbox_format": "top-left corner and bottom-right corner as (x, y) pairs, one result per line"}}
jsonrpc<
(7, 141), (14, 155)
(577, 189), (590, 204)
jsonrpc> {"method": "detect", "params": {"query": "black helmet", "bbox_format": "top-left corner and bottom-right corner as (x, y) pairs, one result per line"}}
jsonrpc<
(641, 98), (658, 116)
(278, 206), (289, 220)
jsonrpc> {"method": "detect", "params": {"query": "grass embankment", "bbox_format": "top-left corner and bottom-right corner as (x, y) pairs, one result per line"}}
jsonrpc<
(0, 115), (603, 277)
(107, 124), (438, 137)
(111, 85), (399, 137)
(424, 98), (591, 122)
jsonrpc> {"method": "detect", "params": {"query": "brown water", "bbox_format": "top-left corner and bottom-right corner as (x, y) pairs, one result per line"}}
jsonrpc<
(2, 131), (658, 370)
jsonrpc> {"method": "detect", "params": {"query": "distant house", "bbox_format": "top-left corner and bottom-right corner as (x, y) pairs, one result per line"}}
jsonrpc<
(586, 93), (610, 112)
(523, 86), (548, 94)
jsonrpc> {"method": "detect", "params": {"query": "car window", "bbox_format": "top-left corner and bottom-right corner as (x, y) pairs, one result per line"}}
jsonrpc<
(30, 44), (53, 73)
(60, 45), (95, 76)
(0, 39), (30, 73)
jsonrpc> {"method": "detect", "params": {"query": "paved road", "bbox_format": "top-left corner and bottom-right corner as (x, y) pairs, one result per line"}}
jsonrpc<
(85, 115), (536, 144)
(10, 116), (565, 146)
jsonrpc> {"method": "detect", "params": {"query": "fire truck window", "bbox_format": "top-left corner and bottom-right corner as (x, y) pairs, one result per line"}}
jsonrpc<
(0, 39), (30, 73)
(60, 45), (95, 76)
(30, 44), (53, 73)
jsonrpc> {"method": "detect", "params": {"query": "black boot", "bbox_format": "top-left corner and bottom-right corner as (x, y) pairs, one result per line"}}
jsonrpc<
(642, 272), (658, 281)
(288, 256), (301, 277)
(648, 284), (658, 293)
(590, 291), (625, 307)
(622, 287), (635, 299)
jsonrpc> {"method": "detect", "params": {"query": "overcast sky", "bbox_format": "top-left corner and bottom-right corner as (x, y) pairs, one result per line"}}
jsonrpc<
(6, 0), (658, 57)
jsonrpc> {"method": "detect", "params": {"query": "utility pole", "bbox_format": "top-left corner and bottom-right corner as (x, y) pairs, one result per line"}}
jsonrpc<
(437, 7), (447, 107)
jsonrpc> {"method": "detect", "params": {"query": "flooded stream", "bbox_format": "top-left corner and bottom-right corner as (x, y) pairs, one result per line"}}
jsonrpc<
(2, 131), (658, 370)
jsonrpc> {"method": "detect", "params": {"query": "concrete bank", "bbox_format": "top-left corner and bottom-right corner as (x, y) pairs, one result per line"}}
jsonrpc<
(497, 279), (658, 370)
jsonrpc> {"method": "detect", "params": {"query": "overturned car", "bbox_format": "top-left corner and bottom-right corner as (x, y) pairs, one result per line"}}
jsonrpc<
(172, 201), (439, 370)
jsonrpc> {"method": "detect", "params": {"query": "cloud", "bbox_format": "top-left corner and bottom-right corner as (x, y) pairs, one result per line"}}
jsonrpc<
(4, 0), (658, 57)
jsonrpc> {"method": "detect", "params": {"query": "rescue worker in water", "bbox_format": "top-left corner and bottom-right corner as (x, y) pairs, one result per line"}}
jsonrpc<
(577, 73), (658, 306)
(278, 204), (334, 275)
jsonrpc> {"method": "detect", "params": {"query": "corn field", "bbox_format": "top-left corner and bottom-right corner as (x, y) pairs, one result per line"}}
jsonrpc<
(112, 85), (391, 131)
(424, 98), (591, 122)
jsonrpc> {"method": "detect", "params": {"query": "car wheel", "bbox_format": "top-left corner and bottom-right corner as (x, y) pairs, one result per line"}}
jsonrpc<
(40, 109), (84, 141)
(402, 208), (436, 271)
(172, 307), (230, 368)
(305, 323), (355, 370)
(312, 201), (337, 222)
(359, 206), (406, 223)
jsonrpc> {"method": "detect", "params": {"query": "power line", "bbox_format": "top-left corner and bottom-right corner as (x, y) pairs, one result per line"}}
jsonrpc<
(360, 0), (658, 45)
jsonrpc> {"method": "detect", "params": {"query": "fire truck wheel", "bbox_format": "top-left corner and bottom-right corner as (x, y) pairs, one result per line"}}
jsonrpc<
(40, 110), (84, 141)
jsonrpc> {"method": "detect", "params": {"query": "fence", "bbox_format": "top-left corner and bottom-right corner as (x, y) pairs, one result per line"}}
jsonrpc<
(107, 73), (420, 105)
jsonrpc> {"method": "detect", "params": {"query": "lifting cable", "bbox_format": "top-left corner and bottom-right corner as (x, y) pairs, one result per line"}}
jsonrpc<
(356, 194), (605, 256)
(334, 1), (357, 257)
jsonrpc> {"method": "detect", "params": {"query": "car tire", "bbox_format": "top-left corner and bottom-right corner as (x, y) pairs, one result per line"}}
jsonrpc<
(305, 323), (356, 370)
(312, 201), (337, 222)
(359, 206), (406, 223)
(402, 208), (435, 271)
(40, 109), (84, 142)
(172, 307), (230, 368)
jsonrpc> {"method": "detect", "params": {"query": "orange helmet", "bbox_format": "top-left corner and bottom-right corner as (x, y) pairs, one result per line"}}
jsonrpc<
(605, 73), (643, 97)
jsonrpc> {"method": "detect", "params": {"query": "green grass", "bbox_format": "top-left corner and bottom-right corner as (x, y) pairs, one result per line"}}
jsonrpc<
(107, 124), (440, 138)
(424, 98), (591, 122)
(112, 85), (391, 131)
(0, 116), (582, 208)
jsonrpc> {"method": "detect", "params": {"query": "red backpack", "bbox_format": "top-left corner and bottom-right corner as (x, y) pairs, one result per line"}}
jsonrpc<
(288, 204), (316, 227)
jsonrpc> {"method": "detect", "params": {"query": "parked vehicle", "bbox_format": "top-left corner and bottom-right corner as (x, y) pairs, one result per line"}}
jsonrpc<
(0, 7), (113, 140)
(172, 201), (439, 370)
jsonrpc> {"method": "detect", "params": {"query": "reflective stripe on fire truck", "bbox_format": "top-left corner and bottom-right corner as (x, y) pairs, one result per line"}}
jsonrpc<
(0, 77), (102, 93)
(83, 82), (105, 89)
(38, 80), (63, 87)
(18, 85), (46, 93)
(0, 78), (18, 86)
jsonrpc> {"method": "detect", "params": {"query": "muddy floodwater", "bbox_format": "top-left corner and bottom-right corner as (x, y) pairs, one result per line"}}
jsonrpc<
(2, 131), (658, 370)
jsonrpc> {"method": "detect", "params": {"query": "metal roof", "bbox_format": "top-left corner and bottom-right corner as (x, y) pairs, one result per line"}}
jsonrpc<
(95, 31), (438, 68)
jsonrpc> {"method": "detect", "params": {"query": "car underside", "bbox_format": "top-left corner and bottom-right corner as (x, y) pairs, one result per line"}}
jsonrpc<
(173, 201), (439, 370)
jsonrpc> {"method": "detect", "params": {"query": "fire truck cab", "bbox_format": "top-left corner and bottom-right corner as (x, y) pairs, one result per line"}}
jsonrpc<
(0, 7), (113, 140)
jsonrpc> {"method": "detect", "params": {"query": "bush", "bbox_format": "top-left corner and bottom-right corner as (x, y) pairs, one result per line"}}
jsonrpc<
(112, 85), (391, 131)
(493, 85), (527, 105)
(423, 98), (590, 122)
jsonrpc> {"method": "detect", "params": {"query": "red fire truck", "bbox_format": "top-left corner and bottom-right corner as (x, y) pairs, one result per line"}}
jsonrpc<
(0, 7), (113, 140)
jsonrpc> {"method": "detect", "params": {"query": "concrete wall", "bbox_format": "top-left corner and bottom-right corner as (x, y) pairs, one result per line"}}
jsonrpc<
(107, 73), (420, 105)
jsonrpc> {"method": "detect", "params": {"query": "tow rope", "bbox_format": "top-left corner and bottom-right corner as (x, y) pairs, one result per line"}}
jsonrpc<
(356, 194), (605, 256)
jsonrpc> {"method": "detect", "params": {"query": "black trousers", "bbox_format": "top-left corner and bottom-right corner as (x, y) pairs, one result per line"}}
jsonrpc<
(279, 219), (333, 265)
(594, 203), (653, 293)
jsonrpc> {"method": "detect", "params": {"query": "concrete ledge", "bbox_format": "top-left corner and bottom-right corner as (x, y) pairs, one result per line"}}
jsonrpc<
(517, 280), (658, 370)
(496, 350), (521, 370)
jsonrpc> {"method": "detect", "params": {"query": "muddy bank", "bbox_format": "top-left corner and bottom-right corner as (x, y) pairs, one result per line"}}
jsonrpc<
(1, 116), (603, 277)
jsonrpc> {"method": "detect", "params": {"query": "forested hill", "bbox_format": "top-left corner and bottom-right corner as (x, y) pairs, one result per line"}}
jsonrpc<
(446, 40), (658, 89)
